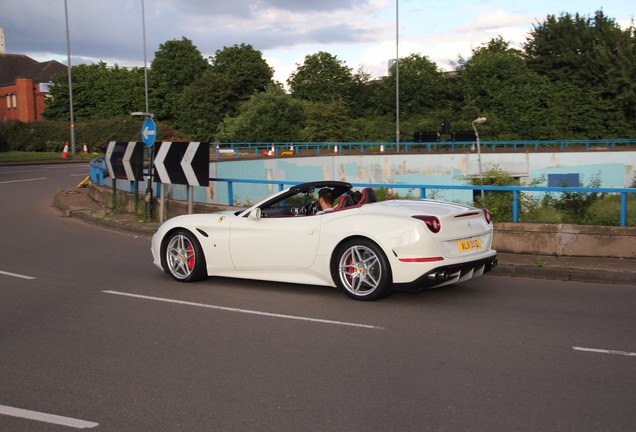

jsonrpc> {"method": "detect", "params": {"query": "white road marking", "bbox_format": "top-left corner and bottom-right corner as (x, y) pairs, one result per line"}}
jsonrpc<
(0, 270), (36, 280)
(34, 164), (89, 170)
(572, 346), (636, 357)
(103, 290), (384, 330)
(0, 169), (44, 175)
(0, 177), (46, 184)
(0, 405), (98, 429)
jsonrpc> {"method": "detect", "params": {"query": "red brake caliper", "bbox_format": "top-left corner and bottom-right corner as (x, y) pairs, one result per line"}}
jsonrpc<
(187, 244), (194, 270)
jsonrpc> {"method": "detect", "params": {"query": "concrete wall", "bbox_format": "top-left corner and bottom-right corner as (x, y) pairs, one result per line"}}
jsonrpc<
(88, 183), (227, 220)
(493, 223), (636, 258)
(207, 151), (636, 205)
(114, 150), (635, 205)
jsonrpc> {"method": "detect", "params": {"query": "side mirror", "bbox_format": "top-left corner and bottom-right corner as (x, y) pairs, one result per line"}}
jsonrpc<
(248, 208), (262, 221)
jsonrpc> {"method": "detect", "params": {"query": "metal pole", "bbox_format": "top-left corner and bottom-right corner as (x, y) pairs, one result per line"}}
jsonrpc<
(159, 184), (165, 223)
(141, 0), (154, 220)
(472, 120), (485, 200)
(395, 0), (400, 152)
(64, 0), (76, 156)
(476, 130), (484, 200)
(141, 0), (149, 114)
(188, 185), (193, 214)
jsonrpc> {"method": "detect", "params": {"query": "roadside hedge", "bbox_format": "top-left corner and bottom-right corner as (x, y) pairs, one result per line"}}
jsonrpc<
(0, 118), (188, 153)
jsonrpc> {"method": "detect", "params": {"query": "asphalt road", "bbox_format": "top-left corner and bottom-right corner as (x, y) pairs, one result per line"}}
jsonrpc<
(1, 164), (635, 432)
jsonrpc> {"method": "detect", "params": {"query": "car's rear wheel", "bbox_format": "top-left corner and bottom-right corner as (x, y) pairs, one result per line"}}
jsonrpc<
(162, 229), (207, 282)
(332, 238), (393, 301)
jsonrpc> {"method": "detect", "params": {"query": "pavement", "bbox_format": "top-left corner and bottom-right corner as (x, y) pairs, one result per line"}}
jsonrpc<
(54, 187), (636, 286)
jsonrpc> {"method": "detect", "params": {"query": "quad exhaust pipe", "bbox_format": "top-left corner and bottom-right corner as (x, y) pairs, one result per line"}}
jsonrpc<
(426, 256), (497, 281)
(427, 270), (449, 281)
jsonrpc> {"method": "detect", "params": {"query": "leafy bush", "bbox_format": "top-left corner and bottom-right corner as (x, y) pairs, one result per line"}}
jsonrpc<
(522, 203), (563, 224)
(458, 166), (544, 222)
(542, 174), (603, 224)
(0, 118), (189, 153)
(583, 194), (636, 226)
(457, 169), (633, 226)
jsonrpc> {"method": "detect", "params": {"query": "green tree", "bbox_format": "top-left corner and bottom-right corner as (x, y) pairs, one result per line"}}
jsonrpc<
(348, 117), (396, 142)
(216, 84), (305, 142)
(209, 43), (273, 98)
(175, 44), (273, 140)
(44, 62), (145, 121)
(383, 53), (449, 118)
(149, 37), (209, 122)
(452, 37), (565, 139)
(299, 98), (359, 142)
(288, 51), (355, 102)
(173, 71), (230, 141)
(347, 66), (387, 118)
(524, 11), (636, 136)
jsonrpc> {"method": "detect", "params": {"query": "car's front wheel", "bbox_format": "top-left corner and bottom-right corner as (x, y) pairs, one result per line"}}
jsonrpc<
(332, 238), (393, 301)
(162, 229), (207, 282)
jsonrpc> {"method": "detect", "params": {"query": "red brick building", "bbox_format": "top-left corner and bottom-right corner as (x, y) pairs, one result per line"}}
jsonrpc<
(0, 54), (67, 122)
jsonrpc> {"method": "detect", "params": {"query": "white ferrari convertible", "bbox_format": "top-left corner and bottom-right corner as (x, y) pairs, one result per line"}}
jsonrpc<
(151, 181), (497, 300)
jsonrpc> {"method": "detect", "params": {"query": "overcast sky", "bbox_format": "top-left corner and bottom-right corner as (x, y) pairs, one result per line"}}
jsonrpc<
(1, 0), (633, 84)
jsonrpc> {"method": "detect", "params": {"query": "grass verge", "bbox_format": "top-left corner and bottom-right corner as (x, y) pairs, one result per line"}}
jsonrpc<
(0, 151), (102, 163)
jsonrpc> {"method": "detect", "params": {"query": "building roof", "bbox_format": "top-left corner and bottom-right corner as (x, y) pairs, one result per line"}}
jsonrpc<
(0, 54), (67, 86)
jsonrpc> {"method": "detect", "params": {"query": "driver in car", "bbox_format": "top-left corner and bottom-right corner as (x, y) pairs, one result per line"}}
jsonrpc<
(316, 188), (335, 214)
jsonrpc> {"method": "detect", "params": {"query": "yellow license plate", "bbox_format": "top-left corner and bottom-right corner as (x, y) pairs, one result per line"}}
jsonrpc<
(457, 238), (482, 252)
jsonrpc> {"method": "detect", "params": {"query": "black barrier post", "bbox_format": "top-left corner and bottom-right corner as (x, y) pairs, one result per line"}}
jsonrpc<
(132, 112), (156, 221)
(146, 144), (154, 220)
(134, 180), (139, 216)
(112, 178), (117, 211)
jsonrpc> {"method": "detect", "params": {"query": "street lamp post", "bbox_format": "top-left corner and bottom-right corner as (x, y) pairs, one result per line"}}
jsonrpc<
(140, 0), (153, 220)
(472, 117), (487, 200)
(141, 0), (149, 115)
(63, 0), (76, 156)
(132, 0), (154, 221)
(395, 0), (400, 152)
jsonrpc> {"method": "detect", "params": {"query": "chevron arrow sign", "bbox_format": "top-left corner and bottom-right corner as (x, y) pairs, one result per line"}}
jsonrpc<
(105, 141), (144, 181)
(153, 142), (209, 186)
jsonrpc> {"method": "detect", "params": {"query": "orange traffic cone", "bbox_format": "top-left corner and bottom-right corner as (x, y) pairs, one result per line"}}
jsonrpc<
(61, 141), (69, 159)
(334, 145), (339, 154)
(380, 143), (385, 153)
(82, 141), (88, 154)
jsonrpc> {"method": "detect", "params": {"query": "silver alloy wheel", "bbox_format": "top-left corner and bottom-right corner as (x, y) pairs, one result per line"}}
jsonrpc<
(337, 245), (382, 296)
(166, 234), (196, 280)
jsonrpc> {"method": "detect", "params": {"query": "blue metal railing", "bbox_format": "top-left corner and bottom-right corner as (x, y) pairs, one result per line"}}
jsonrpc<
(90, 157), (108, 186)
(211, 177), (635, 227)
(91, 143), (636, 227)
(212, 138), (636, 158)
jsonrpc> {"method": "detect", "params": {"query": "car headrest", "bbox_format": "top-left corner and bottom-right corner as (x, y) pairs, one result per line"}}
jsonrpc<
(334, 193), (355, 210)
(359, 188), (377, 204)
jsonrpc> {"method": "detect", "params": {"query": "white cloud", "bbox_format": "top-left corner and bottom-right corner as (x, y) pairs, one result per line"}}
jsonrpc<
(457, 9), (534, 32)
(2, 0), (633, 85)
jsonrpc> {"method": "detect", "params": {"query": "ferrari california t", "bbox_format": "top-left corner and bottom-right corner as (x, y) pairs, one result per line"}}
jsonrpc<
(151, 181), (497, 300)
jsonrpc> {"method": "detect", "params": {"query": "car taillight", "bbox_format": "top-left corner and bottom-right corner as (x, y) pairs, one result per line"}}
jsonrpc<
(413, 215), (441, 233)
(483, 208), (492, 224)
